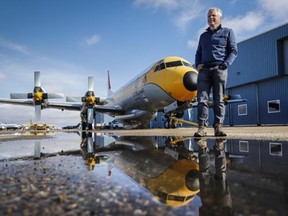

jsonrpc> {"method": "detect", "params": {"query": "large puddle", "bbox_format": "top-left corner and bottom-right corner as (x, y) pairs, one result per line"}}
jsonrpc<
(0, 131), (287, 215)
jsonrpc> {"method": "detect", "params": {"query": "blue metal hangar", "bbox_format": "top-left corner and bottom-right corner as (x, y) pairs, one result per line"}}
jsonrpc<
(226, 23), (288, 126)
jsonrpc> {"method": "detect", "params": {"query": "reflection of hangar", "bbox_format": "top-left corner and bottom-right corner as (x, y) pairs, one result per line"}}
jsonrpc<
(225, 139), (288, 179)
(151, 23), (288, 128)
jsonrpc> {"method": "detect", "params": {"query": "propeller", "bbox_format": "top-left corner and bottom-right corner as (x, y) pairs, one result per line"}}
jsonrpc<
(66, 76), (101, 130)
(66, 76), (97, 106)
(10, 71), (64, 122)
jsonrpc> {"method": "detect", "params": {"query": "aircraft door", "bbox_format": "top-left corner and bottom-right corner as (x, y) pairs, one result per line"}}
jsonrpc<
(133, 76), (148, 108)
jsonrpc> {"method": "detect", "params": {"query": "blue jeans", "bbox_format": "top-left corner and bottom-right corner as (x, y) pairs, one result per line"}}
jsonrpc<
(196, 67), (227, 127)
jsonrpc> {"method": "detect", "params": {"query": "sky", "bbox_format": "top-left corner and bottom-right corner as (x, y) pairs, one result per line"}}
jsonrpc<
(0, 0), (288, 126)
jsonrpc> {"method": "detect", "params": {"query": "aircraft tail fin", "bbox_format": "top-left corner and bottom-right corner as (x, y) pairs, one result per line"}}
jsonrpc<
(107, 70), (113, 97)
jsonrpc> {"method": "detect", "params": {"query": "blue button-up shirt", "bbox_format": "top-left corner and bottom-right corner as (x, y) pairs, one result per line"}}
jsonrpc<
(195, 25), (238, 68)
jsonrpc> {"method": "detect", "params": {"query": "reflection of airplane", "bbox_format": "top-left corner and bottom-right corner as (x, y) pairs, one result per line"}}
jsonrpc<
(85, 134), (200, 207)
(0, 71), (64, 122)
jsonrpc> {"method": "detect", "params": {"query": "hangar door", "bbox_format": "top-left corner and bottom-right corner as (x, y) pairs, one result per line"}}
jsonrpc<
(284, 39), (288, 74)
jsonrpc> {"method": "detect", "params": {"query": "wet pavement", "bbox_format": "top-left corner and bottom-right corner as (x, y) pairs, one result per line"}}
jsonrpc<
(0, 131), (287, 215)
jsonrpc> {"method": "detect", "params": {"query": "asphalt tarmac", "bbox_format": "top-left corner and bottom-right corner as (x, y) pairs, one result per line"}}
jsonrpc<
(100, 125), (288, 141)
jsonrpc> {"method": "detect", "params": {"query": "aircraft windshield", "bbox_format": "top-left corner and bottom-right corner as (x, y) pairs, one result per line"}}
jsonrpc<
(154, 63), (166, 72)
(154, 59), (193, 73)
(166, 61), (182, 68)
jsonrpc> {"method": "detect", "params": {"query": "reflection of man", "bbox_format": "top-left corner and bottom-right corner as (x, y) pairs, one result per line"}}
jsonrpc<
(196, 138), (232, 215)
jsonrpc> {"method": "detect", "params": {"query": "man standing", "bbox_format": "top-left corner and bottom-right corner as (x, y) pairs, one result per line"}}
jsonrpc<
(194, 7), (238, 137)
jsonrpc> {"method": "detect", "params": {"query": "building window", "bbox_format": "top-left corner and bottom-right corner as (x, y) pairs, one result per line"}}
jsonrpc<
(267, 100), (280, 113)
(239, 141), (249, 152)
(238, 104), (247, 116)
(269, 142), (282, 156)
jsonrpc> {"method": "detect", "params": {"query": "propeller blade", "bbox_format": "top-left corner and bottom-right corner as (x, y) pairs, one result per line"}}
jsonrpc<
(35, 105), (41, 122)
(66, 96), (82, 102)
(47, 93), (64, 99)
(88, 76), (94, 92)
(34, 71), (41, 87)
(10, 93), (29, 99)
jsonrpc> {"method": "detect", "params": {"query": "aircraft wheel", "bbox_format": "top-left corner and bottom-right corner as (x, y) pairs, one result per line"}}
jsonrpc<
(82, 122), (87, 130)
(170, 121), (177, 128)
(88, 124), (93, 130)
(164, 119), (170, 129)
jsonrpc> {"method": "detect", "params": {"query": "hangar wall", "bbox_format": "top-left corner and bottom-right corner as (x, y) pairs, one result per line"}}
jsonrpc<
(228, 23), (288, 87)
(227, 23), (288, 126)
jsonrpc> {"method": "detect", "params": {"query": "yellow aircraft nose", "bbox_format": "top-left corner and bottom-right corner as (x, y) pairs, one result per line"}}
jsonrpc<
(171, 70), (198, 102)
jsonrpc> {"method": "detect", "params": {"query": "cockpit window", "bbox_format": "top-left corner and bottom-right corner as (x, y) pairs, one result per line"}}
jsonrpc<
(182, 61), (193, 67)
(165, 61), (183, 68)
(154, 62), (166, 72)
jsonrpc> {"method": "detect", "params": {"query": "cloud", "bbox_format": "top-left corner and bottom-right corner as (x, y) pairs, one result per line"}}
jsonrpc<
(222, 11), (265, 41)
(133, 0), (178, 10)
(134, 0), (203, 31)
(173, 0), (203, 31)
(0, 37), (30, 55)
(83, 34), (101, 46)
(258, 0), (288, 21)
(0, 73), (5, 81)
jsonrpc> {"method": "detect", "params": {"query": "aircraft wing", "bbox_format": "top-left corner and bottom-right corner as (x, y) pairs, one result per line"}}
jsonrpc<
(190, 94), (247, 108)
(224, 98), (247, 105)
(45, 102), (82, 111)
(0, 99), (124, 114)
(0, 99), (34, 106)
(46, 102), (124, 114)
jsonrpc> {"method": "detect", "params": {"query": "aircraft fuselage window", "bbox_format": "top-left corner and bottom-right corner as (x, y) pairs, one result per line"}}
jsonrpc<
(154, 63), (166, 72)
(165, 61), (183, 68)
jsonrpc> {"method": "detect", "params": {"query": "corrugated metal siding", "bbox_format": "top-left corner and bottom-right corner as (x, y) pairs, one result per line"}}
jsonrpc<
(228, 23), (288, 88)
(258, 77), (288, 124)
(226, 84), (258, 125)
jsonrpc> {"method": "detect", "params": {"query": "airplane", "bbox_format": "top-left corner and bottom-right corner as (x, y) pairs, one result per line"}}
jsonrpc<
(62, 56), (200, 129)
(0, 123), (22, 130)
(0, 71), (64, 122)
(0, 56), (244, 129)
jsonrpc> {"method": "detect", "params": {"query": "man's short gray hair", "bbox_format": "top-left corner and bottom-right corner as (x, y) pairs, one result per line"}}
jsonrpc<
(208, 7), (223, 17)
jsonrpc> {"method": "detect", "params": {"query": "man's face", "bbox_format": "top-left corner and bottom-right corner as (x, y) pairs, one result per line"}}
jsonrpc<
(207, 9), (221, 29)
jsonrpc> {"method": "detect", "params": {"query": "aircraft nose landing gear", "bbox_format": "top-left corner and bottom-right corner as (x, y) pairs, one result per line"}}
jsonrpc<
(164, 111), (184, 129)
